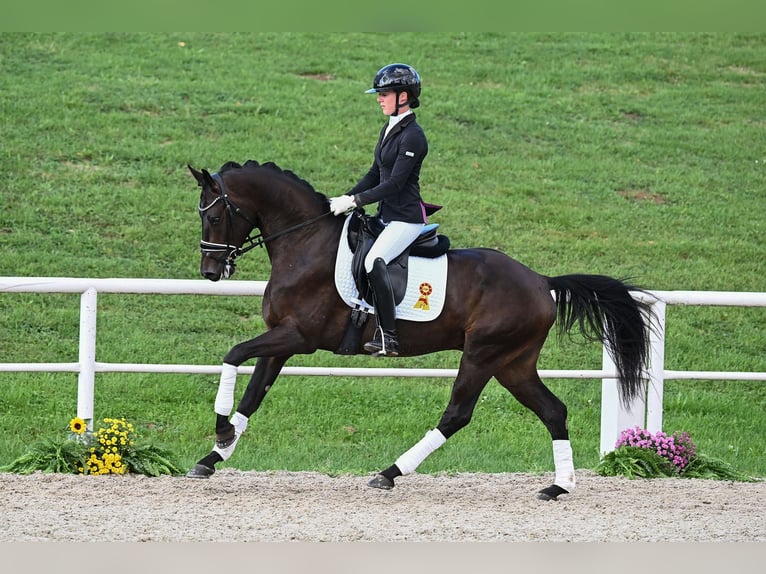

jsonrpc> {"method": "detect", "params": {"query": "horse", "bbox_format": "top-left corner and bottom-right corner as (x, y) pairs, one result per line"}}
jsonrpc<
(186, 159), (653, 501)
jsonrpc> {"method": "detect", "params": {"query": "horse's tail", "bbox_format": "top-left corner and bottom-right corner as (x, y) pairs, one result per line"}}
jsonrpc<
(547, 274), (654, 406)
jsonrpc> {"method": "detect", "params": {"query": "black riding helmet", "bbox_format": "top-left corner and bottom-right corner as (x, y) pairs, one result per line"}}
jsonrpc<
(365, 63), (421, 114)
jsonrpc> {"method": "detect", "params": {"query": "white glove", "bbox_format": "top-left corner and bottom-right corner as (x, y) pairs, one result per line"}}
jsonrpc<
(329, 194), (356, 216)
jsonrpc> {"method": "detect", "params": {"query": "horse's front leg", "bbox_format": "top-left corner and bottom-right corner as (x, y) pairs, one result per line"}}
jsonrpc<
(187, 325), (310, 478)
(186, 355), (289, 478)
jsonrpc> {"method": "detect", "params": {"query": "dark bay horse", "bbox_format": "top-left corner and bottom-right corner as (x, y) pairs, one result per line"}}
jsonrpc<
(186, 160), (652, 500)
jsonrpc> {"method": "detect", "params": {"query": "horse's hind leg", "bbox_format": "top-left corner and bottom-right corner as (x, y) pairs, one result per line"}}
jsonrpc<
(495, 365), (574, 501)
(368, 352), (494, 490)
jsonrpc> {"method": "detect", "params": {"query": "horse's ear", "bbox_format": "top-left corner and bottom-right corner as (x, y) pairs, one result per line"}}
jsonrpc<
(188, 165), (204, 186)
(201, 168), (222, 194)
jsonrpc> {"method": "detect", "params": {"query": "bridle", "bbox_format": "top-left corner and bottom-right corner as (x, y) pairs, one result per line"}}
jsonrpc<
(198, 172), (332, 277)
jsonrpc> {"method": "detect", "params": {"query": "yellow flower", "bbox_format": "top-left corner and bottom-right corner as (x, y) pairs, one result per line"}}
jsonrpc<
(69, 417), (87, 434)
(70, 416), (140, 475)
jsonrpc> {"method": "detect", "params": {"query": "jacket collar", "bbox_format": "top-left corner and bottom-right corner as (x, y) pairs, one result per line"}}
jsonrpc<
(380, 112), (416, 143)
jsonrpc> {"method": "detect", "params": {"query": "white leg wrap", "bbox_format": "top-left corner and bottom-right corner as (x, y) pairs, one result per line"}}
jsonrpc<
(230, 411), (249, 437)
(211, 412), (249, 462)
(553, 439), (576, 492)
(212, 435), (239, 461)
(395, 429), (447, 475)
(214, 363), (238, 416)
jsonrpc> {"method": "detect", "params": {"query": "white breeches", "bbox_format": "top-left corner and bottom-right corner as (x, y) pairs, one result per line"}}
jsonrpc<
(364, 220), (424, 273)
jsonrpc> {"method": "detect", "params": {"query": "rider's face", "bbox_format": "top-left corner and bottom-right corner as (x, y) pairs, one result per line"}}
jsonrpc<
(377, 90), (406, 116)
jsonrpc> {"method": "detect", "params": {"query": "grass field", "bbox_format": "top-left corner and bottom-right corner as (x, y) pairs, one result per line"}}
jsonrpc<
(0, 33), (764, 477)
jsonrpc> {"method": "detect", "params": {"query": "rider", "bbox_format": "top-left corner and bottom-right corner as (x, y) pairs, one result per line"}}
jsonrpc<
(329, 63), (429, 357)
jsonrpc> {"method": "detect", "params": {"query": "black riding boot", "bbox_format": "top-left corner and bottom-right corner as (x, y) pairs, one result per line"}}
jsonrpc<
(363, 257), (399, 357)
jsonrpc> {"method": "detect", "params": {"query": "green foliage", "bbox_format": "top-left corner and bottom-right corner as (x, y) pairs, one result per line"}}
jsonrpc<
(595, 447), (678, 479)
(0, 33), (764, 478)
(0, 437), (184, 477)
(0, 438), (87, 475)
(0, 418), (184, 477)
(123, 444), (185, 477)
(682, 454), (758, 482)
(595, 446), (758, 482)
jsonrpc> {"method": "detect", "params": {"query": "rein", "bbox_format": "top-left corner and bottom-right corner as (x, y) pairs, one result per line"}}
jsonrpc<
(252, 210), (334, 248)
(199, 172), (332, 270)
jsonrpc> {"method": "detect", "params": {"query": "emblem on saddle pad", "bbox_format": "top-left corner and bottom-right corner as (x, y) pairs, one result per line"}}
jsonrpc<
(334, 213), (449, 323)
(414, 283), (433, 311)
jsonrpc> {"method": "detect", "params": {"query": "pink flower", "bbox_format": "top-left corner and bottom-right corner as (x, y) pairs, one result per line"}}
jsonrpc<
(614, 427), (697, 474)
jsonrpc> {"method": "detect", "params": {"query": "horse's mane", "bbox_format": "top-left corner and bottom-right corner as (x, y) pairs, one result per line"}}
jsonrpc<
(218, 160), (328, 201)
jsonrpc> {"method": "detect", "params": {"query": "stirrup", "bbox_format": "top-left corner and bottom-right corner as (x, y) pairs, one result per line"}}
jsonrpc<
(363, 330), (399, 357)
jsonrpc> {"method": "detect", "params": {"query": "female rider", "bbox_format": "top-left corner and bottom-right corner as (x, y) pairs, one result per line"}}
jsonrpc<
(328, 63), (429, 357)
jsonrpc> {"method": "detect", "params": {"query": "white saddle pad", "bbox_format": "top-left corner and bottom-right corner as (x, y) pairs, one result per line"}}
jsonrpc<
(334, 215), (448, 322)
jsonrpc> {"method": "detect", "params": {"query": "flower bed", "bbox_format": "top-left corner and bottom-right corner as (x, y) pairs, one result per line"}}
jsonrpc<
(1, 417), (183, 476)
(595, 426), (757, 482)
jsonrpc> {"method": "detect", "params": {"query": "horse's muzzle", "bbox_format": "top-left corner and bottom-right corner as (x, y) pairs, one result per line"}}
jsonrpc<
(200, 256), (235, 282)
(202, 269), (221, 282)
(200, 241), (239, 281)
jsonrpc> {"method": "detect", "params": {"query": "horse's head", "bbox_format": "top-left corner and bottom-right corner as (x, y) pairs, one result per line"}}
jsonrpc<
(188, 164), (258, 281)
(190, 160), (336, 281)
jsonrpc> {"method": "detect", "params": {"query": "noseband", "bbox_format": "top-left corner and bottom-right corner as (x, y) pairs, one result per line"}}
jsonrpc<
(199, 172), (331, 277)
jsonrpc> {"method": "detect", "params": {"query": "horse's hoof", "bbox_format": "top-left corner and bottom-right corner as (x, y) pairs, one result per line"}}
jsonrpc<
(186, 464), (215, 479)
(368, 474), (395, 490)
(537, 484), (569, 501)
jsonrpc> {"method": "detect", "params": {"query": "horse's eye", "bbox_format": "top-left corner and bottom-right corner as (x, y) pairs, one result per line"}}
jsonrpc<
(208, 215), (221, 225)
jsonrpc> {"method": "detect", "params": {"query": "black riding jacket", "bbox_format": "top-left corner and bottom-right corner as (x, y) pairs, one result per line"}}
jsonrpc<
(348, 113), (429, 224)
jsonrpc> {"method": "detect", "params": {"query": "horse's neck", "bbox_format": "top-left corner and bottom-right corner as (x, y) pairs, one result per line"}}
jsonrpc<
(237, 170), (340, 279)
(263, 212), (341, 280)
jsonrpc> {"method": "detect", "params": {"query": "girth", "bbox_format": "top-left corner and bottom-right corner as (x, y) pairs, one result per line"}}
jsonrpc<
(346, 209), (450, 306)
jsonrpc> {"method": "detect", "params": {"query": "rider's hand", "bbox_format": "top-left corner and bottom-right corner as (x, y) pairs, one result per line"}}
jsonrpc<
(329, 195), (356, 216)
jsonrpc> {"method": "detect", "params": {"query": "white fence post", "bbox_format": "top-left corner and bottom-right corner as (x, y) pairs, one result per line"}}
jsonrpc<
(645, 300), (666, 434)
(77, 287), (98, 429)
(599, 339), (647, 455)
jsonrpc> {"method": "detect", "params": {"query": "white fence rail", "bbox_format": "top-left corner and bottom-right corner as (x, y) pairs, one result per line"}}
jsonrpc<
(2, 276), (765, 454)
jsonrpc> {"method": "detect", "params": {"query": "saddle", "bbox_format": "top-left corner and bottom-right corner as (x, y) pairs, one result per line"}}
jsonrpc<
(336, 206), (450, 355)
(347, 207), (450, 306)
